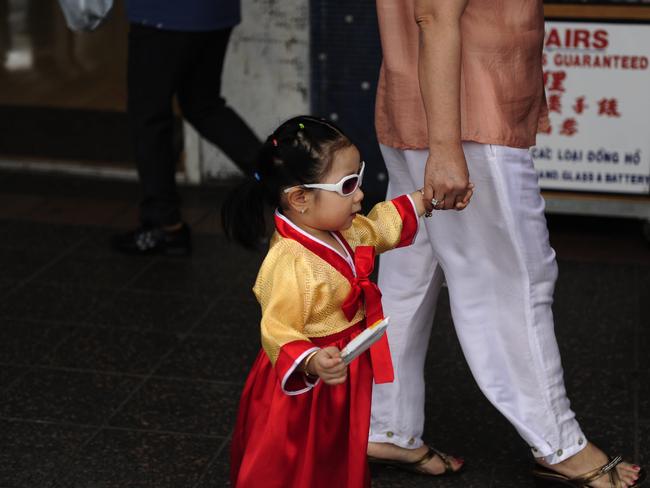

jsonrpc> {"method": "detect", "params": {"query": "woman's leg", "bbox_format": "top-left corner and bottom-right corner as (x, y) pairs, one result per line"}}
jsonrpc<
(412, 142), (584, 460)
(415, 142), (640, 486)
(368, 145), (462, 474)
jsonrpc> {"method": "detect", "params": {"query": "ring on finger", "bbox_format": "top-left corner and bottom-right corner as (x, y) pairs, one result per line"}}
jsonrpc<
(431, 197), (444, 209)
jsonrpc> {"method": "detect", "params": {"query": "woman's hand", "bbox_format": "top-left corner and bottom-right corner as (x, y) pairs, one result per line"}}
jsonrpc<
(422, 145), (473, 212)
(306, 347), (348, 385)
(413, 181), (474, 217)
(453, 182), (475, 211)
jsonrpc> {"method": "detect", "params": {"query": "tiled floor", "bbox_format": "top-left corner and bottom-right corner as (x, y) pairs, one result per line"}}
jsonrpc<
(0, 170), (648, 488)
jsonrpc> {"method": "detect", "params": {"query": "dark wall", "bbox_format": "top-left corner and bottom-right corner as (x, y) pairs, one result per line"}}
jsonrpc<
(310, 1), (386, 205)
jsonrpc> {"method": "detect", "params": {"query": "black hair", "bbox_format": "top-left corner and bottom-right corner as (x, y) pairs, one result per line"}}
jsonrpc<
(221, 115), (352, 249)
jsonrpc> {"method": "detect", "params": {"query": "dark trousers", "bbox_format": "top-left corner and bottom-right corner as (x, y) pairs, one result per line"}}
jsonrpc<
(128, 24), (261, 227)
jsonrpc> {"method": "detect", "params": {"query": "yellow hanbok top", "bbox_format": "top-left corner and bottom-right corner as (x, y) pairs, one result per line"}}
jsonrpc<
(252, 194), (419, 393)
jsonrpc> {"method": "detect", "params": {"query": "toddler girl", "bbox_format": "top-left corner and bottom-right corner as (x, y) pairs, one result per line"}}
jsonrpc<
(223, 116), (466, 487)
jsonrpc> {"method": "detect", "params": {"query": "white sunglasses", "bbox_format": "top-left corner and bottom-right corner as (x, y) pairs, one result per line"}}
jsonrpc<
(283, 161), (365, 197)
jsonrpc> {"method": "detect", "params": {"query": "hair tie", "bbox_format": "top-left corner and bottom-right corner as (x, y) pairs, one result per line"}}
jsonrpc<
(298, 123), (305, 130)
(272, 138), (278, 147)
(253, 171), (261, 181)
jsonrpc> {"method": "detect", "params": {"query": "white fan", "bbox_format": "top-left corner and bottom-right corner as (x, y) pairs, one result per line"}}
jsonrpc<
(340, 317), (390, 365)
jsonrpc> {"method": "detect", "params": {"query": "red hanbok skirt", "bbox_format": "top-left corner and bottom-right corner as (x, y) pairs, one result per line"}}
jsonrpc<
(230, 320), (373, 488)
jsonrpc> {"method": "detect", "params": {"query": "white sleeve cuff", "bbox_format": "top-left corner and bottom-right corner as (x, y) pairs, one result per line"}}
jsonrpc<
(280, 346), (321, 396)
(405, 193), (421, 243)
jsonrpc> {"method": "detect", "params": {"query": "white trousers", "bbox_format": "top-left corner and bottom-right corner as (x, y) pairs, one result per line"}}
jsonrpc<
(370, 143), (586, 465)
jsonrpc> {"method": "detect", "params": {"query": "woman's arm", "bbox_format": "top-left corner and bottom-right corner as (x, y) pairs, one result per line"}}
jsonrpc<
(414, 0), (472, 212)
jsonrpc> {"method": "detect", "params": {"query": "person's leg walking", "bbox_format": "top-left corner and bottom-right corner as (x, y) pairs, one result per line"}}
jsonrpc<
(368, 146), (463, 475)
(371, 145), (442, 450)
(112, 26), (192, 256)
(371, 258), (443, 448)
(419, 143), (644, 485)
(406, 142), (584, 461)
(128, 25), (185, 227)
(370, 143), (643, 484)
(177, 28), (261, 174)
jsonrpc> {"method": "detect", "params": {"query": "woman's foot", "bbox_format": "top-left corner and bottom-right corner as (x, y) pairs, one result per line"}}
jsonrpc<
(536, 442), (643, 487)
(367, 441), (464, 475)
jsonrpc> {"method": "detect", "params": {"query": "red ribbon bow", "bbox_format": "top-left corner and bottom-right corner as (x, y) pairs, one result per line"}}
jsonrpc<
(341, 246), (394, 384)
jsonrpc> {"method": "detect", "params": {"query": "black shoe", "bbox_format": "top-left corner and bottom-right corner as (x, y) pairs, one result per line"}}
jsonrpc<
(111, 223), (192, 256)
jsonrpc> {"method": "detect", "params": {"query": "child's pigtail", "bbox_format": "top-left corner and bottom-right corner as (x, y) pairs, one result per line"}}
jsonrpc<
(221, 171), (267, 250)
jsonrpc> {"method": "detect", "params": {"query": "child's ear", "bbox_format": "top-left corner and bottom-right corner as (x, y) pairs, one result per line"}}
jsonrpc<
(285, 188), (311, 214)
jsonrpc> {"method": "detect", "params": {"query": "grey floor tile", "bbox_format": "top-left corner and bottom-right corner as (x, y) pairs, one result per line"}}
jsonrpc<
(127, 243), (261, 299)
(554, 263), (638, 372)
(554, 262), (638, 329)
(636, 370), (650, 423)
(153, 334), (259, 383)
(639, 423), (650, 473)
(56, 429), (221, 488)
(188, 233), (260, 262)
(212, 244), (263, 285)
(0, 321), (75, 365)
(370, 463), (491, 488)
(88, 289), (211, 332)
(33, 253), (150, 289)
(563, 368), (636, 421)
(1, 369), (140, 425)
(0, 279), (13, 296)
(0, 284), (102, 324)
(41, 327), (179, 375)
(32, 228), (156, 288)
(0, 220), (87, 253)
(422, 393), (528, 468)
(558, 329), (636, 375)
(214, 283), (260, 301)
(127, 260), (227, 297)
(195, 446), (231, 488)
(0, 247), (60, 282)
(640, 328), (649, 359)
(638, 267), (650, 372)
(109, 378), (241, 437)
(0, 365), (27, 390)
(184, 234), (228, 261)
(491, 464), (537, 487)
(191, 299), (261, 337)
(0, 419), (95, 488)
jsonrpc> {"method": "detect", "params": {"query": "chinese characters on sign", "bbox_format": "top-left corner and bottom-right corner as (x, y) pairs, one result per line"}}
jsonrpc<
(533, 22), (650, 194)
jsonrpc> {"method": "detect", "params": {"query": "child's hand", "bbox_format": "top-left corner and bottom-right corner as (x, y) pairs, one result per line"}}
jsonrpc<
(454, 182), (475, 211)
(307, 347), (347, 385)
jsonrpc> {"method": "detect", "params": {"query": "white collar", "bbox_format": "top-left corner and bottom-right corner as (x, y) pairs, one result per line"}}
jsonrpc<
(274, 210), (356, 276)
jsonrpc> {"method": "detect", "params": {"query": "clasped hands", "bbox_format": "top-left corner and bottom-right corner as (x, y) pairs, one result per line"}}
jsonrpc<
(421, 149), (475, 213)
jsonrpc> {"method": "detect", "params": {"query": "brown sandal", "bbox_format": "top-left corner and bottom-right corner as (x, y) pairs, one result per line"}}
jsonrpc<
(532, 456), (647, 487)
(368, 445), (463, 476)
